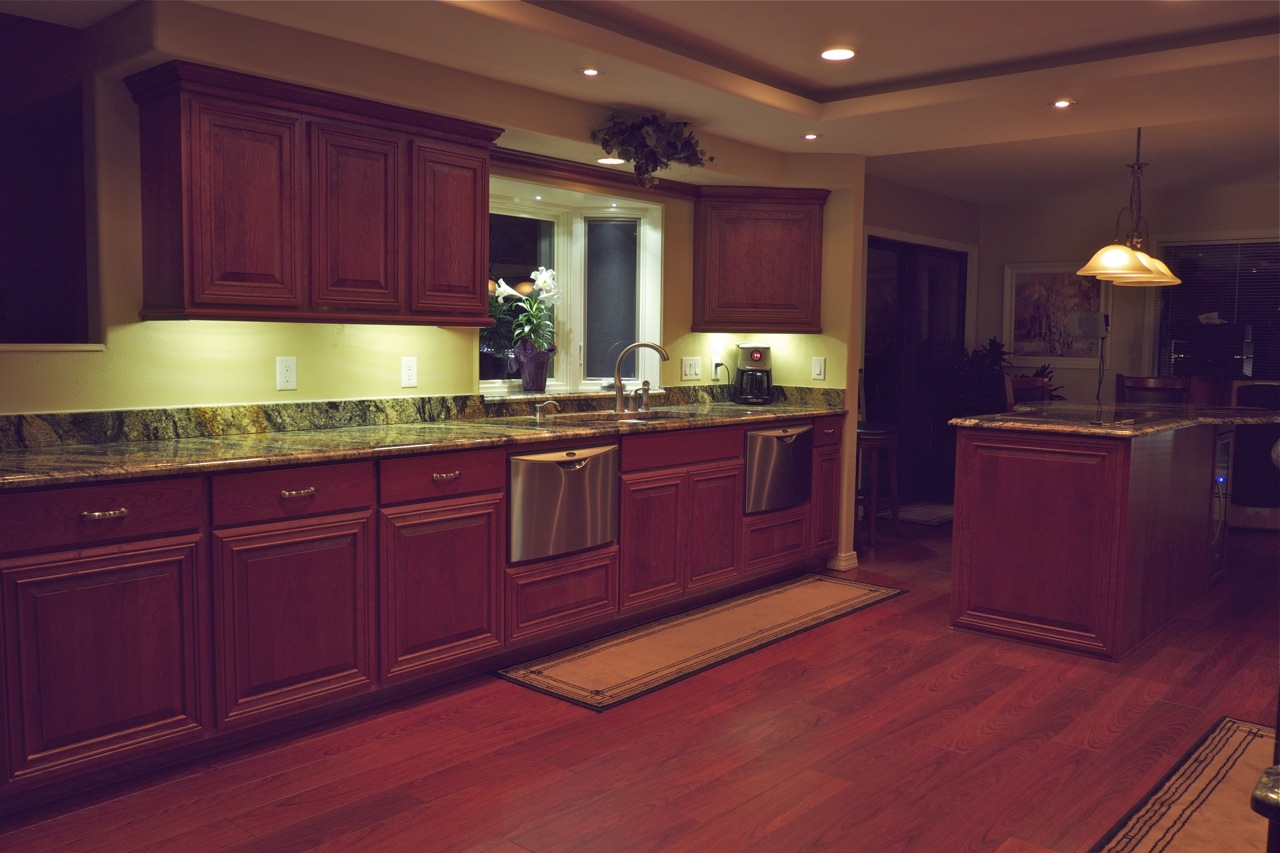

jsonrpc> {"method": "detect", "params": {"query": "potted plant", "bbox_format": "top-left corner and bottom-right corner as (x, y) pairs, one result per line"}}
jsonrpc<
(491, 267), (559, 392)
(479, 280), (518, 380)
(591, 112), (714, 188)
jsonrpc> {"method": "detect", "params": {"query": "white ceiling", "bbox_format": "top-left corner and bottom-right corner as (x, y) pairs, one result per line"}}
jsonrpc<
(4, 0), (1278, 205)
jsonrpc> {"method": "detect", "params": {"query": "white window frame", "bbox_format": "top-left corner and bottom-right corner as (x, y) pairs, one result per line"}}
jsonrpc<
(483, 177), (663, 396)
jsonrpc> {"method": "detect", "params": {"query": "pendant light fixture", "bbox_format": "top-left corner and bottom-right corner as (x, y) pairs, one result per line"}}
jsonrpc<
(1076, 128), (1181, 286)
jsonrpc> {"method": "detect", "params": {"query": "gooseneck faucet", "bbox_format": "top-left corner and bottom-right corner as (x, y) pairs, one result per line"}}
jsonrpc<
(614, 342), (670, 412)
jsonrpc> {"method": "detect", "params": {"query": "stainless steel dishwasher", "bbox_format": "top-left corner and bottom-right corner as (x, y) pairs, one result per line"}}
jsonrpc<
(508, 445), (618, 563)
(744, 425), (813, 514)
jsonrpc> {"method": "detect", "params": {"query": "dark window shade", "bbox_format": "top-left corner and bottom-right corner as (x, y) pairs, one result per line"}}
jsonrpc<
(585, 219), (639, 379)
(1157, 242), (1280, 380)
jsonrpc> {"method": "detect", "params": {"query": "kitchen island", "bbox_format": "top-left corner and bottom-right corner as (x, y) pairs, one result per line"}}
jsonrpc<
(949, 402), (1278, 659)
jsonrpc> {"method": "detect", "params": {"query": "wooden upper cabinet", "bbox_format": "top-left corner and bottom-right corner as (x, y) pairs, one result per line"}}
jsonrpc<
(410, 142), (489, 316)
(125, 61), (502, 325)
(693, 187), (830, 333)
(310, 122), (404, 313)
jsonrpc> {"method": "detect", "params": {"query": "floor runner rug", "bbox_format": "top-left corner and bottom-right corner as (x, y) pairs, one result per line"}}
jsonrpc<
(498, 574), (904, 711)
(880, 502), (954, 526)
(1091, 716), (1276, 852)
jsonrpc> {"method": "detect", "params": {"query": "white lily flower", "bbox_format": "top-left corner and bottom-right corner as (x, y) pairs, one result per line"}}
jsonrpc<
(493, 279), (523, 301)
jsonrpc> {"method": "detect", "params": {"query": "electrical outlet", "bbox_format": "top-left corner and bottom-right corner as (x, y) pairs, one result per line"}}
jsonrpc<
(401, 356), (418, 388)
(681, 356), (702, 381)
(275, 356), (297, 391)
(811, 356), (826, 381)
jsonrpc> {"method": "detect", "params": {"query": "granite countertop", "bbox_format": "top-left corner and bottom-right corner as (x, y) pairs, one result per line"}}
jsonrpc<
(951, 401), (1280, 437)
(0, 402), (844, 491)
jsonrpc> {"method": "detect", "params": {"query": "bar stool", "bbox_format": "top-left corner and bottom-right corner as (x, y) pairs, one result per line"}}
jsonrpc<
(856, 421), (901, 548)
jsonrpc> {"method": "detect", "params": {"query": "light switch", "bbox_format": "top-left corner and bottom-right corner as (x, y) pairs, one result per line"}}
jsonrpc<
(681, 357), (702, 381)
(811, 356), (826, 381)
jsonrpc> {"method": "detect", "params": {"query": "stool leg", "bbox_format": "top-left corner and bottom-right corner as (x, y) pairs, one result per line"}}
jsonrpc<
(865, 444), (880, 548)
(886, 445), (901, 536)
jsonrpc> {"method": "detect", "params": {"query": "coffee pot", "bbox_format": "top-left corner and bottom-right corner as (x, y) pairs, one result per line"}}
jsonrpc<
(733, 343), (773, 405)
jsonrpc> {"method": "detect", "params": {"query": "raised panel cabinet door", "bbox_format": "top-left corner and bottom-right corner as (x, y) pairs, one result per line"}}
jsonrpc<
(213, 511), (375, 727)
(409, 143), (488, 317)
(619, 470), (686, 610)
(686, 461), (743, 591)
(1, 536), (206, 788)
(692, 189), (828, 333)
(379, 493), (503, 681)
(811, 444), (842, 556)
(310, 122), (405, 312)
(190, 99), (304, 307)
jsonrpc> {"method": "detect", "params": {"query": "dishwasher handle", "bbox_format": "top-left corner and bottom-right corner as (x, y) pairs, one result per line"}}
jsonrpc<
(753, 425), (813, 443)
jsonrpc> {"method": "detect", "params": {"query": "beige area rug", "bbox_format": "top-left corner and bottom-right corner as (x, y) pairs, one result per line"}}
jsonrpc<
(880, 501), (954, 526)
(1092, 717), (1276, 852)
(498, 574), (904, 710)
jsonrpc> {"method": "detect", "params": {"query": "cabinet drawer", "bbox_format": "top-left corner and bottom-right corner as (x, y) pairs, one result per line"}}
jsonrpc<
(0, 477), (205, 554)
(380, 448), (505, 504)
(621, 425), (744, 472)
(212, 461), (374, 527)
(505, 548), (618, 643)
(814, 415), (845, 446)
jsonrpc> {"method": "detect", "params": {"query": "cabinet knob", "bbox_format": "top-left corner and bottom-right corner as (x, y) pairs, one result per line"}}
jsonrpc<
(80, 507), (130, 521)
(824, 428), (836, 434)
(279, 487), (318, 499)
(432, 471), (463, 482)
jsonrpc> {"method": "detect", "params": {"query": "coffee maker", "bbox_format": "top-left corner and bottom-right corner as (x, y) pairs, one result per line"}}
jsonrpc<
(733, 343), (773, 405)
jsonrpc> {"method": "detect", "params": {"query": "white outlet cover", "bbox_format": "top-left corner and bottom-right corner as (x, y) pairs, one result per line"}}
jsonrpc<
(401, 356), (418, 388)
(276, 356), (297, 391)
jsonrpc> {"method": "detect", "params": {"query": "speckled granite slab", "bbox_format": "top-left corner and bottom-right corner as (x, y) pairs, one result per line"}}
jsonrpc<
(952, 402), (1280, 436)
(0, 387), (846, 490)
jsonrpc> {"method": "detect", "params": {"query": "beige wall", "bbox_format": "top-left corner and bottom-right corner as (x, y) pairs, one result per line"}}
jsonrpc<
(0, 1), (861, 416)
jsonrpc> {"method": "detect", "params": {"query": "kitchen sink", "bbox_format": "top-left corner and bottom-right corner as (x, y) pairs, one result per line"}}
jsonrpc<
(543, 409), (700, 424)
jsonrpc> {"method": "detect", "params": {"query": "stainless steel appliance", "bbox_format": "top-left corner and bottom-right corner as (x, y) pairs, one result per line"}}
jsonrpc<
(508, 445), (618, 563)
(733, 343), (773, 405)
(744, 424), (813, 513)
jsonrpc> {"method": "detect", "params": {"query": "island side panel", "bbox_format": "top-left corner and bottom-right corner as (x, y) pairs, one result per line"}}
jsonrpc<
(1123, 425), (1214, 651)
(950, 429), (1130, 658)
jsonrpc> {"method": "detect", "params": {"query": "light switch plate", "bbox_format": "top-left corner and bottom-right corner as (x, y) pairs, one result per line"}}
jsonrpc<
(681, 356), (702, 381)
(811, 356), (826, 381)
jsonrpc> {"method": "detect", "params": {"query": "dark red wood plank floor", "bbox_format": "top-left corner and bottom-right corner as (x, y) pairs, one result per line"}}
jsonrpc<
(1, 525), (1275, 852)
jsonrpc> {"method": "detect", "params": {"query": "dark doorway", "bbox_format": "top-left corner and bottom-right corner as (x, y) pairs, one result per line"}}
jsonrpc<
(863, 236), (968, 503)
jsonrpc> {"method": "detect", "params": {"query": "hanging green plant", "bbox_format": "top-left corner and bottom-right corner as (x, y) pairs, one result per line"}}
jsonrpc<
(590, 112), (714, 188)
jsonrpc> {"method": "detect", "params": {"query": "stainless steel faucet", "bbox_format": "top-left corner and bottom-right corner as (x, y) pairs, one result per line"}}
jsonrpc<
(534, 399), (561, 422)
(614, 342), (670, 412)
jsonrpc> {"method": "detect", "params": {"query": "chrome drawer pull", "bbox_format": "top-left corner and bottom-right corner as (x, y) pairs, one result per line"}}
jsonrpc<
(432, 471), (462, 482)
(279, 487), (317, 499)
(81, 507), (129, 521)
(824, 428), (836, 434)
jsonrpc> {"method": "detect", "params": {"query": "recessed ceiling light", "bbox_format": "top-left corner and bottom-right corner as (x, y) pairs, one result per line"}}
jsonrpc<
(578, 67), (603, 77)
(821, 48), (855, 61)
(597, 157), (625, 165)
(803, 133), (822, 141)
(1050, 98), (1077, 109)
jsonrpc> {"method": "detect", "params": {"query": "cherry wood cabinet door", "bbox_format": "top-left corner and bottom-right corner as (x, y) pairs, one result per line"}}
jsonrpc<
(810, 444), (842, 557)
(619, 470), (686, 610)
(379, 492), (503, 682)
(310, 122), (405, 312)
(213, 511), (375, 728)
(0, 536), (207, 789)
(685, 461), (743, 592)
(505, 548), (619, 644)
(409, 142), (489, 317)
(693, 187), (829, 333)
(191, 99), (305, 309)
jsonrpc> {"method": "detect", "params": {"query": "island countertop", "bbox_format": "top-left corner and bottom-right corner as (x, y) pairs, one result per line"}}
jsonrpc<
(951, 401), (1280, 437)
(0, 402), (844, 491)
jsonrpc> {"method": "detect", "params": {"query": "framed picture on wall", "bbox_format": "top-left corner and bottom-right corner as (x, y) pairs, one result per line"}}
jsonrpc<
(1003, 262), (1111, 368)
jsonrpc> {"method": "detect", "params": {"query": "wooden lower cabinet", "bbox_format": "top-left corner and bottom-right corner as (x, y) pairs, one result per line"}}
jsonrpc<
(505, 548), (619, 643)
(0, 535), (207, 788)
(619, 459), (742, 610)
(213, 511), (376, 727)
(810, 443), (841, 556)
(379, 492), (503, 681)
(743, 505), (811, 574)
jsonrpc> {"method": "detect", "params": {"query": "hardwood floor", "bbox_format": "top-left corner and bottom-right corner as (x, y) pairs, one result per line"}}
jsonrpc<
(1, 525), (1275, 852)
